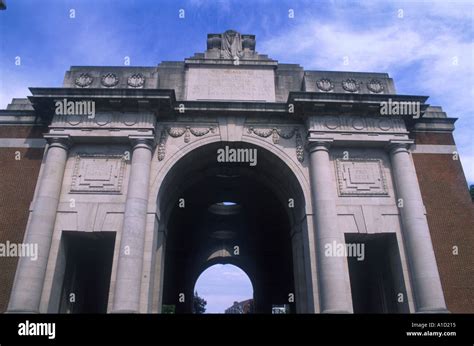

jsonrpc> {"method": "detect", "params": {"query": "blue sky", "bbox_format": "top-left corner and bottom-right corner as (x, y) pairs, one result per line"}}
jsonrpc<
(0, 1), (472, 312)
(0, 0), (472, 185)
(195, 264), (253, 313)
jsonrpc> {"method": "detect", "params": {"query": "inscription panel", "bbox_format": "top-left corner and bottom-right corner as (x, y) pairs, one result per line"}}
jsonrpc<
(71, 154), (126, 193)
(335, 159), (389, 196)
(186, 67), (275, 102)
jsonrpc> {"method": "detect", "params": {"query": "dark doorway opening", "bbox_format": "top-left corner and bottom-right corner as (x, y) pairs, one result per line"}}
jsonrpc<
(159, 142), (300, 314)
(59, 232), (115, 313)
(346, 233), (409, 313)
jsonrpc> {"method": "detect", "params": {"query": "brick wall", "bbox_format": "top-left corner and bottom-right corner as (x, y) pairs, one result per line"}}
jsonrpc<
(0, 126), (45, 312)
(412, 132), (474, 312)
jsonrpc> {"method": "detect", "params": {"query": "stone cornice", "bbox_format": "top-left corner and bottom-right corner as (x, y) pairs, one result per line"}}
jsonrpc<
(184, 58), (278, 67)
(288, 91), (429, 104)
(27, 88), (176, 122)
(29, 87), (176, 100)
(412, 117), (457, 133)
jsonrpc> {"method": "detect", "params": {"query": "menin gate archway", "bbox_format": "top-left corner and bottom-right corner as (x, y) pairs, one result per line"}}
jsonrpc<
(153, 141), (313, 313)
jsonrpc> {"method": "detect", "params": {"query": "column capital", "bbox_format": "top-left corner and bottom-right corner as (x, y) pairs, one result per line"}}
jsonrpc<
(308, 140), (333, 154)
(44, 135), (72, 150)
(387, 140), (414, 155)
(129, 136), (155, 151)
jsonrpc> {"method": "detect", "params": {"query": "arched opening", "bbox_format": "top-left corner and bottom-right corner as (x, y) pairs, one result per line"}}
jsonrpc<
(155, 141), (313, 313)
(193, 264), (253, 314)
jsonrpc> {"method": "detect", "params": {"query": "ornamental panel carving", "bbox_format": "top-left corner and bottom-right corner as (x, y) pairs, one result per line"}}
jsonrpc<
(311, 115), (407, 133)
(367, 79), (384, 93)
(158, 125), (217, 161)
(127, 74), (145, 88)
(71, 154), (126, 193)
(247, 126), (304, 162)
(335, 158), (388, 196)
(74, 73), (93, 88)
(342, 79), (360, 93)
(316, 78), (334, 92)
(101, 73), (119, 88)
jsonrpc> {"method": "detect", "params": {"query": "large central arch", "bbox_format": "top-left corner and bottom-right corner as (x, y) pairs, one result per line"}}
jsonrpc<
(150, 140), (316, 313)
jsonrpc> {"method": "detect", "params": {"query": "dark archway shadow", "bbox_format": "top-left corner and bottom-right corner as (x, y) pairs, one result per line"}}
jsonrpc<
(157, 141), (309, 313)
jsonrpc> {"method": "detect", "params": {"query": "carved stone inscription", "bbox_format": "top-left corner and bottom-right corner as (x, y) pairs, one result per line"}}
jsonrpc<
(186, 67), (276, 102)
(71, 154), (125, 193)
(336, 159), (388, 196)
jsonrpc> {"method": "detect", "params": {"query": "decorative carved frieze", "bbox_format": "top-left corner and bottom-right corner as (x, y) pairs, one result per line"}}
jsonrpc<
(127, 74), (145, 88)
(95, 113), (112, 126)
(295, 131), (304, 163)
(247, 127), (305, 162)
(158, 125), (217, 161)
(310, 115), (407, 134)
(74, 73), (93, 88)
(316, 78), (334, 92)
(367, 79), (384, 94)
(71, 154), (126, 193)
(335, 158), (388, 196)
(168, 126), (216, 143)
(157, 129), (168, 161)
(101, 73), (119, 88)
(342, 79), (360, 93)
(51, 113), (154, 129)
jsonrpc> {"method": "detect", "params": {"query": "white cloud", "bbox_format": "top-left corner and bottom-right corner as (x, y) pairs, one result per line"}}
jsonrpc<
(459, 153), (474, 184)
(195, 264), (253, 313)
(260, 2), (473, 184)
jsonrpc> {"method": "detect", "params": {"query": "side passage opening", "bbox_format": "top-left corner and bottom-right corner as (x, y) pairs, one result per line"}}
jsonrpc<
(59, 232), (115, 313)
(345, 233), (409, 313)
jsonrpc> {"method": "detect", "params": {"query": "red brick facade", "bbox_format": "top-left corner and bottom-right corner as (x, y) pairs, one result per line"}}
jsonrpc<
(412, 132), (474, 313)
(0, 125), (46, 312)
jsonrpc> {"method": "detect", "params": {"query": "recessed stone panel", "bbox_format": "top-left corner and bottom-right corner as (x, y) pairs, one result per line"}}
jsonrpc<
(335, 158), (389, 196)
(71, 154), (126, 193)
(185, 67), (276, 102)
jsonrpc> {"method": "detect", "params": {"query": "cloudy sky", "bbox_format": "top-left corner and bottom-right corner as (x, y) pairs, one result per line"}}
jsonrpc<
(0, 0), (472, 312)
(195, 264), (253, 313)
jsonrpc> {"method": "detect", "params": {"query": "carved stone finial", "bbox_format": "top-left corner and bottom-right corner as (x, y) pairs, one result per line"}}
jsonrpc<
(221, 30), (243, 59)
(204, 30), (258, 60)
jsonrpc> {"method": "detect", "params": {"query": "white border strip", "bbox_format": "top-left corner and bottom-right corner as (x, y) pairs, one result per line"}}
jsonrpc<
(411, 144), (457, 154)
(0, 138), (46, 148)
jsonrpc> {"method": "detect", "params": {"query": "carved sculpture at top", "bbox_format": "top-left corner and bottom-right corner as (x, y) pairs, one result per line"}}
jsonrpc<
(202, 30), (260, 60)
(221, 30), (243, 59)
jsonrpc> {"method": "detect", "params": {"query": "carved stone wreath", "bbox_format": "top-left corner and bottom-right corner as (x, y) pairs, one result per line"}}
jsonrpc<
(247, 127), (304, 162)
(367, 79), (384, 94)
(342, 79), (360, 93)
(158, 126), (216, 161)
(316, 78), (334, 92)
(127, 74), (145, 88)
(101, 73), (119, 88)
(75, 73), (93, 88)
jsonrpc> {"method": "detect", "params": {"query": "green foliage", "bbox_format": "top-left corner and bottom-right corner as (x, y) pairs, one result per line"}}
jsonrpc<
(162, 305), (175, 314)
(193, 291), (207, 314)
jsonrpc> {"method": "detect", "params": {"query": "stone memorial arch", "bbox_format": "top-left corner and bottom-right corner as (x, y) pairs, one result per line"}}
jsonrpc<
(4, 30), (468, 314)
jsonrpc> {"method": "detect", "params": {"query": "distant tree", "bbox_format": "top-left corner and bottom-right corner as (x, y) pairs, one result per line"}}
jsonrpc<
(470, 185), (474, 201)
(162, 305), (175, 314)
(193, 291), (207, 314)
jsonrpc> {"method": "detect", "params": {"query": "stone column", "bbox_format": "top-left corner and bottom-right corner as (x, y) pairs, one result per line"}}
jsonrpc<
(112, 138), (153, 313)
(7, 137), (70, 313)
(389, 143), (448, 312)
(308, 141), (352, 313)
